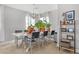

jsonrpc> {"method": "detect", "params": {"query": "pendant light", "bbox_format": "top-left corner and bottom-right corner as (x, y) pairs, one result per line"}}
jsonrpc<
(32, 4), (37, 19)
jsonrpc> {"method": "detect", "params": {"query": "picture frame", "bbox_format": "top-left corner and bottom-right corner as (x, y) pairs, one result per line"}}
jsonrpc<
(65, 10), (75, 21)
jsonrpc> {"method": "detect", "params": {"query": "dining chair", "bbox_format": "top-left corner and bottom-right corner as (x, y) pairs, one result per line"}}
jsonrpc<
(50, 30), (57, 43)
(32, 32), (40, 48)
(14, 30), (23, 48)
(43, 31), (49, 46)
(39, 32), (45, 47)
(15, 30), (23, 33)
(50, 30), (55, 41)
(51, 30), (55, 35)
(26, 31), (40, 53)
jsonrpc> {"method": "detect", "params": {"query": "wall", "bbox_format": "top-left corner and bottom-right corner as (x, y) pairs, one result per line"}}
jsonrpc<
(50, 10), (59, 46)
(48, 10), (58, 31)
(3, 6), (26, 41)
(58, 4), (79, 53)
(0, 5), (5, 41)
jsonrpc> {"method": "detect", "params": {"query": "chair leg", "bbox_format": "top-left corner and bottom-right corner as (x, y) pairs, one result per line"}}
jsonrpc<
(15, 37), (19, 48)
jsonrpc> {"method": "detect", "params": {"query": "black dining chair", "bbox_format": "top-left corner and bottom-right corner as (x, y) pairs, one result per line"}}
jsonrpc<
(51, 30), (55, 35)
(32, 32), (40, 47)
(51, 30), (55, 39)
(43, 31), (48, 37)
(26, 31), (40, 53)
(32, 32), (40, 39)
(51, 30), (57, 42)
(15, 30), (23, 33)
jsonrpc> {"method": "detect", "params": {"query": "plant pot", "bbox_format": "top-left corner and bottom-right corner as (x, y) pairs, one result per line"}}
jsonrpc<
(40, 28), (45, 32)
(28, 27), (34, 34)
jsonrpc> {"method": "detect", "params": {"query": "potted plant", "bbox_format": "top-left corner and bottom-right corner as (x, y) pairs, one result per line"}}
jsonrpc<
(35, 20), (46, 32)
(46, 23), (51, 32)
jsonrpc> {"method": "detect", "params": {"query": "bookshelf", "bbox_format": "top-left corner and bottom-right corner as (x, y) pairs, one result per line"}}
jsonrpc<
(59, 19), (76, 53)
(59, 10), (76, 53)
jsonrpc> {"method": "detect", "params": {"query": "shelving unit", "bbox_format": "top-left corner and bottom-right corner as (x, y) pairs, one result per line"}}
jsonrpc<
(59, 19), (76, 53)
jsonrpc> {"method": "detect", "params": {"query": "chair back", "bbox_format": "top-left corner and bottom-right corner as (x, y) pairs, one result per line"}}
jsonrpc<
(24, 30), (28, 32)
(43, 31), (48, 37)
(51, 30), (55, 35)
(32, 32), (40, 39)
(15, 30), (23, 33)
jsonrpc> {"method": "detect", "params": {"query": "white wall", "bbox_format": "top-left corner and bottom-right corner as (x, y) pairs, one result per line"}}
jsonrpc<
(49, 10), (58, 31)
(0, 5), (5, 41)
(50, 10), (59, 46)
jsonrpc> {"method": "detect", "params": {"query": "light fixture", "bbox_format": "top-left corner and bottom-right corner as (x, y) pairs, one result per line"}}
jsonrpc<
(32, 4), (37, 19)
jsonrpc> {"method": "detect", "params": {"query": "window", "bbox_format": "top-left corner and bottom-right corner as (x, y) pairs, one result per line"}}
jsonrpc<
(40, 16), (49, 23)
(25, 15), (35, 29)
(46, 16), (49, 23)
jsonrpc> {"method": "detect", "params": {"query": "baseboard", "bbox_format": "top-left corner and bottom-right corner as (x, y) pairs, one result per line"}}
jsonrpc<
(0, 40), (14, 46)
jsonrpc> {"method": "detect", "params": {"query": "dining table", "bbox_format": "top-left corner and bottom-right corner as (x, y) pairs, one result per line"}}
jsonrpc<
(12, 32), (33, 53)
(12, 31), (56, 53)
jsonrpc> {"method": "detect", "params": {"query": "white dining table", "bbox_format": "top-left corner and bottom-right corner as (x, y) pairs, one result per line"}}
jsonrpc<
(12, 32), (32, 53)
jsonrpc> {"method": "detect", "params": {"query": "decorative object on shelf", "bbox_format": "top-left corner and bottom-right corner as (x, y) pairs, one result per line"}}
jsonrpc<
(67, 35), (73, 40)
(62, 12), (67, 25)
(65, 10), (75, 21)
(60, 20), (67, 28)
(67, 28), (74, 33)
(61, 28), (67, 32)
(60, 40), (71, 48)
(67, 20), (74, 25)
(62, 25), (67, 28)
(63, 19), (67, 25)
(61, 13), (67, 28)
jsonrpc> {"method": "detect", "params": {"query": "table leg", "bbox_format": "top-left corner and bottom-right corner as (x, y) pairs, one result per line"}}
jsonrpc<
(15, 36), (18, 48)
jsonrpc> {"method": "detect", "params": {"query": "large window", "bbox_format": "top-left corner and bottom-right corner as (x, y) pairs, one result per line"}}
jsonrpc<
(25, 15), (35, 29)
(25, 15), (49, 29)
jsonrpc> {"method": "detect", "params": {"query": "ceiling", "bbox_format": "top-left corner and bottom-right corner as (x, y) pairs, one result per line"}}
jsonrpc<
(5, 4), (58, 14)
